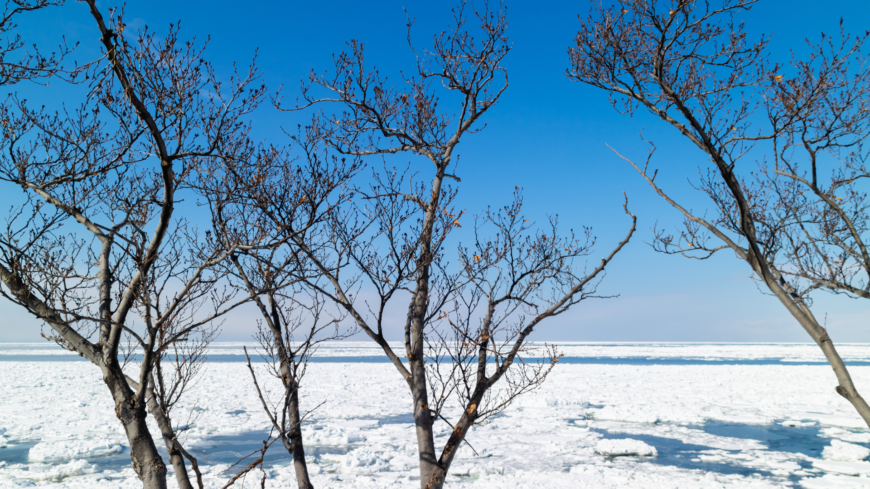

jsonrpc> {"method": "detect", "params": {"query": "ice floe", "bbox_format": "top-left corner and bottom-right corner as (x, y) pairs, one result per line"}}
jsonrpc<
(822, 439), (870, 462)
(27, 440), (123, 463)
(3, 342), (870, 488)
(595, 438), (658, 457)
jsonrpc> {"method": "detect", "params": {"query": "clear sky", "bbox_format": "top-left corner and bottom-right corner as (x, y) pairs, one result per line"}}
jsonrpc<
(2, 0), (869, 342)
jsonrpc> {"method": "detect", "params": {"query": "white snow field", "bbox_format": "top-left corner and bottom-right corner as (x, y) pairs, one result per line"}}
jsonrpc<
(3, 342), (870, 488)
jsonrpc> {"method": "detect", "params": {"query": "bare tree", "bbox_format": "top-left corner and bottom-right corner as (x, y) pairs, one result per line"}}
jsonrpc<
(149, 329), (214, 489)
(0, 2), (265, 487)
(238, 295), (348, 489)
(124, 226), (235, 489)
(271, 3), (636, 488)
(195, 137), (359, 489)
(568, 0), (870, 424)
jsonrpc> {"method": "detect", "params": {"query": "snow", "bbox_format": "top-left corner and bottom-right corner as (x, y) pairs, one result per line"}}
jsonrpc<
(27, 441), (124, 463)
(595, 439), (658, 457)
(822, 439), (870, 462)
(812, 459), (870, 476)
(1, 459), (99, 483)
(2, 342), (870, 488)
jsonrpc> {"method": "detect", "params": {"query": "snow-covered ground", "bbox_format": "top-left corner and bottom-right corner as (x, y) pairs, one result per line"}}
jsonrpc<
(2, 342), (870, 488)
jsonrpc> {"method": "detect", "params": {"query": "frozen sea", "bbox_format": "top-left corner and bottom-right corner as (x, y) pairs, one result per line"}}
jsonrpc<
(3, 342), (870, 488)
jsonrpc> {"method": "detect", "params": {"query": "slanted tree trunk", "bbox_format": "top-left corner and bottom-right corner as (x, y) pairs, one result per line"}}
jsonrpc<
(678, 79), (870, 427)
(569, 0), (870, 428)
(145, 382), (195, 489)
(748, 254), (870, 424)
(102, 364), (168, 489)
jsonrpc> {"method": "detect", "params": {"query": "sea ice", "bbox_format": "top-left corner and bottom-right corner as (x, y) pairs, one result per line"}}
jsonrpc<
(1, 459), (99, 483)
(594, 438), (658, 457)
(4, 343), (870, 488)
(780, 419), (816, 427)
(803, 474), (870, 488)
(822, 439), (870, 462)
(301, 425), (365, 445)
(812, 459), (870, 476)
(27, 440), (123, 462)
(820, 426), (870, 443)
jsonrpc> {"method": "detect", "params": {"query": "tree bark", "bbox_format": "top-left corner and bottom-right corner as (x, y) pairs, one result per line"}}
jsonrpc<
(145, 382), (195, 489)
(758, 270), (870, 425)
(411, 355), (440, 489)
(286, 385), (314, 489)
(102, 365), (168, 489)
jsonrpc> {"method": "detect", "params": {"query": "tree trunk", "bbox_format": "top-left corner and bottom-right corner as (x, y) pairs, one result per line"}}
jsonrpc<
(817, 333), (870, 424)
(145, 383), (194, 489)
(410, 357), (441, 489)
(102, 365), (168, 489)
(413, 169), (445, 489)
(666, 90), (870, 429)
(720, 165), (870, 427)
(760, 279), (870, 425)
(286, 385), (314, 489)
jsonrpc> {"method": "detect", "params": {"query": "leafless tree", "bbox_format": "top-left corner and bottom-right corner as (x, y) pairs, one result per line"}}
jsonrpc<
(149, 331), (214, 489)
(272, 3), (636, 488)
(0, 2), (265, 487)
(195, 137), (359, 489)
(237, 295), (348, 489)
(124, 226), (234, 489)
(568, 0), (870, 424)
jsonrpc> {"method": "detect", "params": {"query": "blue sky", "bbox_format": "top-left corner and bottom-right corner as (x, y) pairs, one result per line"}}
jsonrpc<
(2, 0), (869, 342)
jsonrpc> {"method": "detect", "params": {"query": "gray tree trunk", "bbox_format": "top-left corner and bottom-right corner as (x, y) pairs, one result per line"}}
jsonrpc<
(763, 276), (870, 424)
(102, 365), (168, 489)
(286, 385), (314, 489)
(410, 356), (440, 489)
(145, 384), (194, 489)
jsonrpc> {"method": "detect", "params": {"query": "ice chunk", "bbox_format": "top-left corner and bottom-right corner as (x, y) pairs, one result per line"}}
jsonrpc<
(338, 448), (392, 473)
(594, 438), (657, 457)
(813, 459), (870, 476)
(803, 473), (870, 488)
(820, 427), (870, 444)
(822, 439), (870, 462)
(28, 440), (123, 462)
(589, 405), (660, 424)
(3, 459), (98, 482)
(301, 425), (364, 445)
(781, 419), (816, 428)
